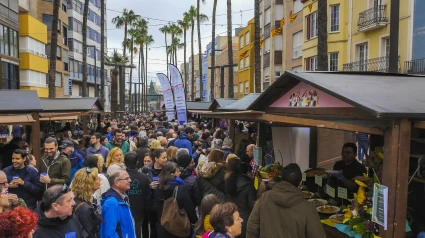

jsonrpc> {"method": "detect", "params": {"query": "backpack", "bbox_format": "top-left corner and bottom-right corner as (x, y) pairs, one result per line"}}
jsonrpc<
(160, 186), (191, 237)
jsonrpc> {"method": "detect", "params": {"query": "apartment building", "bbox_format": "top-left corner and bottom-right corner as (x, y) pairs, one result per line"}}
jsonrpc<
(0, 0), (19, 90)
(205, 35), (229, 101)
(214, 36), (238, 99)
(237, 18), (254, 99)
(19, 1), (49, 97)
(187, 54), (200, 100)
(67, 0), (106, 97)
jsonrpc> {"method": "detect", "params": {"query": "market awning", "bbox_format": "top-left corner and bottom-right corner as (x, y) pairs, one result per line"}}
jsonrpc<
(39, 113), (78, 121)
(0, 114), (35, 125)
(219, 93), (261, 111)
(186, 101), (212, 111)
(0, 90), (43, 113)
(40, 98), (104, 113)
(208, 98), (238, 111)
(188, 110), (212, 114)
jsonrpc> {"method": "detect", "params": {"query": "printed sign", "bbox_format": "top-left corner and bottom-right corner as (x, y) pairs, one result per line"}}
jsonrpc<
(156, 73), (175, 121)
(315, 175), (322, 187)
(372, 183), (388, 230)
(338, 187), (348, 200)
(326, 185), (335, 198)
(302, 173), (306, 182)
(253, 146), (262, 166)
(168, 64), (187, 125)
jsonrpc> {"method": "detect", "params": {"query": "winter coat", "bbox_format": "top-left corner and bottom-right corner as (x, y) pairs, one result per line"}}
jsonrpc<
(107, 163), (126, 176)
(155, 126), (168, 136)
(222, 147), (233, 162)
(126, 168), (151, 222)
(0, 143), (19, 169)
(179, 167), (202, 206)
(86, 145), (110, 161)
(100, 188), (136, 238)
(39, 152), (71, 190)
(69, 150), (84, 182)
(135, 145), (150, 169)
(246, 181), (326, 238)
(73, 197), (100, 238)
(197, 160), (227, 202)
(226, 174), (256, 238)
(141, 163), (161, 212)
(208, 232), (231, 238)
(174, 132), (193, 154)
(155, 183), (198, 238)
(3, 165), (42, 209)
(33, 204), (85, 238)
(105, 139), (130, 154)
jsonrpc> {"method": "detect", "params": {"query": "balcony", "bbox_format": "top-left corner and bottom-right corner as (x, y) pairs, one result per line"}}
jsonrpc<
(405, 58), (425, 75)
(358, 5), (388, 32)
(343, 56), (400, 73)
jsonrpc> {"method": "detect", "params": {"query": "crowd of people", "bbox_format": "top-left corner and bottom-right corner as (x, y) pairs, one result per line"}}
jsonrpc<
(0, 113), (328, 238)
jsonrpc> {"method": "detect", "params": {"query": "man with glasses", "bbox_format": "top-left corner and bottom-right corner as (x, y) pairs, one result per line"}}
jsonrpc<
(0, 169), (24, 209)
(100, 169), (136, 238)
(33, 184), (85, 238)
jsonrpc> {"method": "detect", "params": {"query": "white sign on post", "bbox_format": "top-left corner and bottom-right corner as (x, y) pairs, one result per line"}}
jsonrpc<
(338, 187), (348, 200)
(315, 175), (322, 187)
(326, 185), (335, 198)
(302, 173), (306, 182)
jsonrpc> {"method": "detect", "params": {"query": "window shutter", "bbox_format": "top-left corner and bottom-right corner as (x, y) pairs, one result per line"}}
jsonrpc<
(306, 15), (311, 40)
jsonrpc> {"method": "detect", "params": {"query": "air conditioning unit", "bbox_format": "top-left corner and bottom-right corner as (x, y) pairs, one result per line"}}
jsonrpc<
(264, 75), (270, 82)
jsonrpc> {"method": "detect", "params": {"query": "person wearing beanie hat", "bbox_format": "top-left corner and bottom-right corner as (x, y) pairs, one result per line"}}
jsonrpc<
(177, 154), (202, 207)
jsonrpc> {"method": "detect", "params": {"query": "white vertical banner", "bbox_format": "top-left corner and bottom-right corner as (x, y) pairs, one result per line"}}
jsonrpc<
(156, 73), (175, 121)
(168, 64), (187, 125)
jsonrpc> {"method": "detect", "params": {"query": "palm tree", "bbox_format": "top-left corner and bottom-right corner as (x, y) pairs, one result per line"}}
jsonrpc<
(317, 0), (328, 70)
(126, 30), (139, 112)
(48, 0), (61, 98)
(82, 0), (89, 97)
(210, 0), (218, 101)
(159, 25), (171, 75)
(170, 37), (184, 64)
(197, 0), (208, 101)
(254, 0), (261, 93)
(227, 0), (234, 98)
(100, 0), (106, 104)
(111, 9), (140, 59)
(178, 14), (191, 96)
(186, 6), (197, 100)
(144, 35), (154, 113)
(169, 24), (183, 65)
(133, 19), (148, 113)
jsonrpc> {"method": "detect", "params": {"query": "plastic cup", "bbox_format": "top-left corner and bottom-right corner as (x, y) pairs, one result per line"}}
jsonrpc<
(12, 176), (19, 180)
(41, 172), (47, 176)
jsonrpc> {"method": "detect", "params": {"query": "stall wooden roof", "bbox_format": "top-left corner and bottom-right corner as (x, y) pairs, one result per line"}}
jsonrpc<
(186, 101), (212, 111)
(0, 90), (43, 113)
(218, 93), (261, 111)
(208, 98), (238, 111)
(40, 98), (104, 112)
(0, 114), (35, 125)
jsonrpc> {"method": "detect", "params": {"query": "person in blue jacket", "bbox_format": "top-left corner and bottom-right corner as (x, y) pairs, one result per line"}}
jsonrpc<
(175, 127), (194, 155)
(3, 149), (42, 210)
(60, 140), (84, 182)
(101, 169), (136, 238)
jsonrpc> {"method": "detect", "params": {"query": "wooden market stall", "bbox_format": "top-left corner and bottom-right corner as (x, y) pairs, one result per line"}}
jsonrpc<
(201, 71), (425, 237)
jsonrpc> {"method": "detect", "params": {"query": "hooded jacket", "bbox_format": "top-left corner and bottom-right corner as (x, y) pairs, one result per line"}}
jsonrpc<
(179, 167), (202, 206)
(197, 160), (227, 202)
(126, 168), (151, 223)
(174, 132), (193, 155)
(33, 204), (85, 238)
(100, 188), (136, 238)
(69, 150), (84, 182)
(105, 139), (130, 154)
(3, 165), (42, 209)
(39, 152), (71, 191)
(246, 181), (326, 238)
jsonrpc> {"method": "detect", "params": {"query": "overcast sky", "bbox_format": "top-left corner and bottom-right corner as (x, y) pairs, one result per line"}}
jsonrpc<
(106, 0), (254, 87)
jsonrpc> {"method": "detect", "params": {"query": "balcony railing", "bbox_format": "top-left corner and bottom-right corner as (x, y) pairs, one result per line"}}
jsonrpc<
(343, 56), (400, 73)
(358, 5), (388, 31)
(405, 58), (425, 75)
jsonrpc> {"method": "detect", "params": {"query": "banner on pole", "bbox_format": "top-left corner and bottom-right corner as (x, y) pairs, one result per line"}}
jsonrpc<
(156, 73), (175, 121)
(168, 64), (187, 125)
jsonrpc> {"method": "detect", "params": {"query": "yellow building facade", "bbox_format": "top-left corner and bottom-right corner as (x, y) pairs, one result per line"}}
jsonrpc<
(19, 14), (49, 98)
(302, 0), (411, 72)
(237, 18), (255, 98)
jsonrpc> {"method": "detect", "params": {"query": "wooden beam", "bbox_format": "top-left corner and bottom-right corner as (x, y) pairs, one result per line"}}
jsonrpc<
(259, 114), (385, 135)
(31, 112), (41, 171)
(381, 119), (411, 237)
(413, 121), (425, 129)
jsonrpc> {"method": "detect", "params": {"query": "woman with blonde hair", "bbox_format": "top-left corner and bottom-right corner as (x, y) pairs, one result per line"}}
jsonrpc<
(71, 167), (102, 237)
(148, 139), (162, 159)
(84, 154), (110, 206)
(159, 137), (168, 149)
(198, 149), (227, 202)
(106, 147), (125, 176)
(166, 146), (178, 162)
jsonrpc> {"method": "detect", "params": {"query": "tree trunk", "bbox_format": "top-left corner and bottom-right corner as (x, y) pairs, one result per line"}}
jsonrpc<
(100, 0), (105, 104)
(123, 23), (128, 58)
(141, 44), (145, 113)
(254, 0), (261, 93)
(183, 29), (188, 97)
(317, 0), (328, 71)
(48, 0), (61, 98)
(227, 0), (234, 98)
(197, 0), (203, 101)
(164, 33), (168, 77)
(145, 44), (149, 113)
(129, 38), (134, 112)
(82, 0), (89, 97)
(210, 0), (218, 101)
(191, 21), (195, 101)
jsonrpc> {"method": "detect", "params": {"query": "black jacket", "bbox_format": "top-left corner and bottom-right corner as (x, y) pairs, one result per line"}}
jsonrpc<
(33, 204), (86, 238)
(0, 143), (19, 169)
(155, 126), (168, 136)
(136, 146), (150, 169)
(197, 161), (227, 202)
(179, 167), (202, 206)
(73, 197), (100, 238)
(226, 174), (256, 238)
(155, 184), (198, 238)
(3, 165), (42, 209)
(141, 163), (161, 212)
(126, 168), (151, 222)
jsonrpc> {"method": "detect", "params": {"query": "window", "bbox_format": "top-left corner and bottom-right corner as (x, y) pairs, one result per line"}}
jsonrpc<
(0, 62), (19, 89)
(292, 31), (302, 59)
(275, 71), (281, 77)
(330, 5), (340, 32)
(42, 14), (53, 30)
(57, 46), (61, 60)
(20, 70), (48, 88)
(64, 75), (70, 96)
(329, 52), (339, 71)
(245, 56), (250, 68)
(10, 29), (17, 58)
(239, 82), (243, 94)
(72, 18), (83, 34)
(294, 0), (303, 13)
(305, 56), (317, 71)
(239, 36), (244, 49)
(357, 43), (368, 71)
(265, 8), (271, 25)
(57, 20), (61, 34)
(62, 2), (67, 11)
(239, 58), (244, 71)
(306, 12), (318, 40)
(245, 32), (250, 46)
(55, 72), (62, 87)
(244, 81), (249, 94)
(63, 25), (68, 45)
(383, 38), (390, 58)
(19, 37), (47, 58)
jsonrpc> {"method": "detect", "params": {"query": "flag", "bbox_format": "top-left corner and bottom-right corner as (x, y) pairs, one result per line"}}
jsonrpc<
(308, 3), (313, 12)
(168, 64), (187, 125)
(272, 27), (281, 37)
(239, 51), (248, 59)
(280, 18), (285, 27)
(289, 11), (298, 23)
(156, 73), (175, 121)
(260, 37), (264, 48)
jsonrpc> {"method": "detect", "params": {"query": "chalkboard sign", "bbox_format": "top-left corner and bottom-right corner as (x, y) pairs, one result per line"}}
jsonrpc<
(372, 183), (388, 230)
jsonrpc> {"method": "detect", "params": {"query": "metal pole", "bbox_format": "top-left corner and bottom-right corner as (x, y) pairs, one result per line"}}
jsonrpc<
(389, 0), (400, 73)
(220, 66), (225, 98)
(94, 47), (98, 97)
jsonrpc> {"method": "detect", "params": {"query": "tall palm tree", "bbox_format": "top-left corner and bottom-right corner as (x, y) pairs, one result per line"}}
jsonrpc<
(317, 0), (328, 70)
(159, 25), (171, 75)
(210, 0), (218, 101)
(111, 9), (140, 59)
(197, 0), (208, 101)
(187, 6), (197, 100)
(254, 0), (261, 93)
(169, 24), (182, 65)
(100, 0), (105, 104)
(133, 19), (148, 113)
(170, 37), (184, 63)
(48, 0), (61, 98)
(178, 14), (191, 96)
(82, 0), (89, 97)
(227, 0), (234, 98)
(145, 35), (154, 113)
(126, 30), (139, 112)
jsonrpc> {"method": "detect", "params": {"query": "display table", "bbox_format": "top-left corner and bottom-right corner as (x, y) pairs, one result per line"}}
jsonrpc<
(323, 225), (351, 238)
